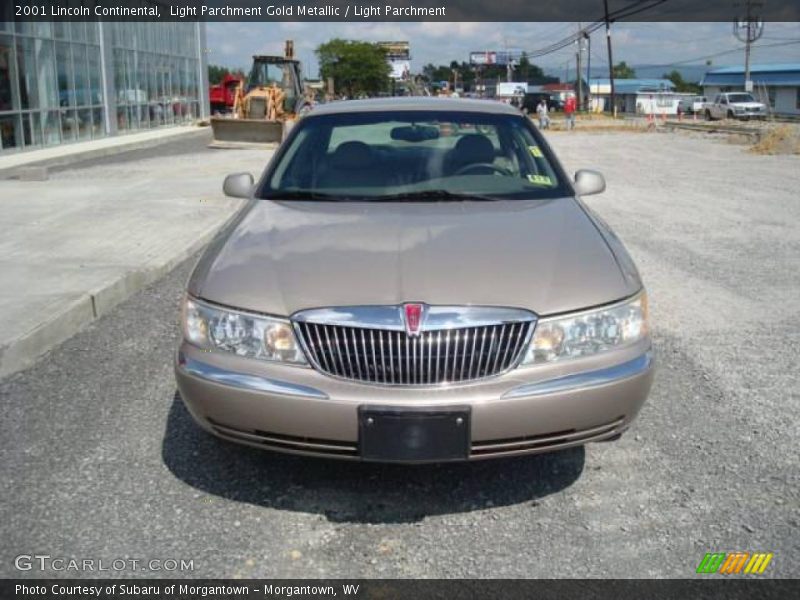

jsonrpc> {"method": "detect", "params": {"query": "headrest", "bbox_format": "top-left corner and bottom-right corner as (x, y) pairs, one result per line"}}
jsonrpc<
(451, 134), (495, 166)
(329, 141), (377, 169)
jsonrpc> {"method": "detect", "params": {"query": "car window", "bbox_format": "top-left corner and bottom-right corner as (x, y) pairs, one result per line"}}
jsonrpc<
(727, 93), (755, 103)
(262, 110), (568, 201)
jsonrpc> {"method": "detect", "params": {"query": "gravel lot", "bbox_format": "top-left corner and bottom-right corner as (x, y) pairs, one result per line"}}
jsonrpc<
(1, 131), (798, 578)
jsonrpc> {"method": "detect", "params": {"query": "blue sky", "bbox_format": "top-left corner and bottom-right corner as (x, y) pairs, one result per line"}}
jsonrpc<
(206, 21), (800, 79)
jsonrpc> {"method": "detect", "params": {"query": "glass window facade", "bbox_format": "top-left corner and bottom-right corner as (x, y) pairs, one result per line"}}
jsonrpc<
(0, 15), (206, 154)
(110, 22), (202, 133)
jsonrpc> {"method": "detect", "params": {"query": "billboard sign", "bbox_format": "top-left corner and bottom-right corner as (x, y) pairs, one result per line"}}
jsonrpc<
(378, 41), (410, 80)
(388, 59), (411, 80)
(470, 51), (497, 65)
(378, 41), (410, 59)
(496, 82), (528, 97)
(470, 50), (525, 66)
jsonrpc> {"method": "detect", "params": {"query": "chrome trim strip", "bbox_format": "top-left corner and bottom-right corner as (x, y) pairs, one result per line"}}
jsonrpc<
(179, 355), (329, 399)
(502, 351), (654, 399)
(472, 417), (625, 452)
(210, 422), (357, 452)
(292, 304), (537, 331)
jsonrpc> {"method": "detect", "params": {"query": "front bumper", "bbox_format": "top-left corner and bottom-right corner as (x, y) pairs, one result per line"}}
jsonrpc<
(175, 339), (654, 462)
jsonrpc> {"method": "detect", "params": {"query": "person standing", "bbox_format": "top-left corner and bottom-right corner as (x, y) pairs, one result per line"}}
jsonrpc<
(564, 93), (577, 130)
(536, 99), (549, 129)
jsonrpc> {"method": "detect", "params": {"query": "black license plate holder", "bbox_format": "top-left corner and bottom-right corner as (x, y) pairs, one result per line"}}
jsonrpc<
(359, 405), (470, 463)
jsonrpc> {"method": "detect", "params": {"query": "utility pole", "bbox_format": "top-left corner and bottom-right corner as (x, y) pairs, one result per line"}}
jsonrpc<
(584, 31), (591, 111)
(603, 0), (616, 115)
(734, 0), (764, 92)
(576, 23), (583, 111)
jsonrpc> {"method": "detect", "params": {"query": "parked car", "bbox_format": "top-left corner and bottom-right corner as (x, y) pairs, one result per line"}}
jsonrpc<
(705, 92), (766, 121)
(176, 97), (654, 463)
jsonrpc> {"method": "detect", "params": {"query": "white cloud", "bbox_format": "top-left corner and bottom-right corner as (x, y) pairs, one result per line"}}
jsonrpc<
(205, 21), (800, 79)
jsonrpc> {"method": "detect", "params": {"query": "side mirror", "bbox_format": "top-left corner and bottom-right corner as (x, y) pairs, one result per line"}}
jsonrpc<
(574, 169), (606, 196)
(223, 172), (254, 199)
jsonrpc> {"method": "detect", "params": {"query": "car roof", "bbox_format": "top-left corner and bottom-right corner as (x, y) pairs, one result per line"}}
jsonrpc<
(309, 96), (521, 116)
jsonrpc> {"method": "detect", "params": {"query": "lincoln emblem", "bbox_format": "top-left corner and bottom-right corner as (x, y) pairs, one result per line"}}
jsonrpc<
(403, 303), (425, 337)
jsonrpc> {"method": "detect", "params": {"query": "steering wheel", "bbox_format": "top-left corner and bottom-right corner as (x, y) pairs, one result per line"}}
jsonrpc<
(454, 163), (512, 176)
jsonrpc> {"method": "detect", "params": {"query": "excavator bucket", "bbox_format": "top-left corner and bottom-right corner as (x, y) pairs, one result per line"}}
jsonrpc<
(209, 116), (288, 148)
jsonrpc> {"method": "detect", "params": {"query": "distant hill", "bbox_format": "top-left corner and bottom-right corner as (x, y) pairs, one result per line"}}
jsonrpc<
(546, 64), (728, 84)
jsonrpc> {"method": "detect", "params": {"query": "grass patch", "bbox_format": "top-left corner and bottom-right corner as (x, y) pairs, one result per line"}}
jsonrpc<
(750, 125), (800, 155)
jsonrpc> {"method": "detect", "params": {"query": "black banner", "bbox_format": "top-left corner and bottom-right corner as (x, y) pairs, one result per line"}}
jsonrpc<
(3, 0), (800, 22)
(3, 579), (800, 600)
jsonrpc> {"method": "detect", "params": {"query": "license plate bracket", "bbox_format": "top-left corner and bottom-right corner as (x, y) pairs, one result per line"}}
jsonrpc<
(359, 405), (471, 463)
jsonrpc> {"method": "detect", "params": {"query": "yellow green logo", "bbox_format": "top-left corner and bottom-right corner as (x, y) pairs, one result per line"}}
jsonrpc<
(696, 552), (773, 574)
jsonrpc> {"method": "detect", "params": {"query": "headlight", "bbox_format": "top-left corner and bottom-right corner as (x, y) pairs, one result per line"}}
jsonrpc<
(522, 292), (649, 365)
(181, 296), (307, 365)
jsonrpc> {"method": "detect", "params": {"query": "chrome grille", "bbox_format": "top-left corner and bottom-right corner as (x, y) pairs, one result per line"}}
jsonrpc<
(295, 320), (533, 385)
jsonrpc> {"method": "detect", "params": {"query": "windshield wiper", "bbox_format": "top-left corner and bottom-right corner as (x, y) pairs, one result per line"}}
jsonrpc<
(369, 190), (499, 202)
(262, 190), (351, 202)
(264, 190), (501, 202)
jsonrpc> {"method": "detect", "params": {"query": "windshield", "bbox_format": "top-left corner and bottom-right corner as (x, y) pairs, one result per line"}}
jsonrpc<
(727, 93), (756, 103)
(260, 110), (569, 201)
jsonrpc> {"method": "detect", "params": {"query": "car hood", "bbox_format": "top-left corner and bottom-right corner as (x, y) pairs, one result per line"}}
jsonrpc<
(191, 197), (639, 317)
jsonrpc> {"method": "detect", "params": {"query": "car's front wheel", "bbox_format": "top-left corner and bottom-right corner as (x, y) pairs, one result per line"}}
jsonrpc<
(705, 110), (713, 121)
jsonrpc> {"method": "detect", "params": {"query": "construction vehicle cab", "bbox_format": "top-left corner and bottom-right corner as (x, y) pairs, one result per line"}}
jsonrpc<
(245, 56), (304, 115)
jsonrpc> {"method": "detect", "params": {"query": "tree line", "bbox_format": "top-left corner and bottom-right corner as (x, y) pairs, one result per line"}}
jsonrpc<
(209, 44), (700, 97)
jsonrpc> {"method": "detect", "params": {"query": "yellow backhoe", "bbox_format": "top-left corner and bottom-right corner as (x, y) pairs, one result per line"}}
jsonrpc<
(210, 41), (311, 147)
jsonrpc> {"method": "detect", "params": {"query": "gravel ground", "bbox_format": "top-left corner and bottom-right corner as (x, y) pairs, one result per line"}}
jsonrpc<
(1, 131), (798, 579)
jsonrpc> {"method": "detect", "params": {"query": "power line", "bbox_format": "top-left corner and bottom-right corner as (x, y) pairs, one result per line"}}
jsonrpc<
(635, 39), (800, 70)
(520, 0), (669, 111)
(522, 0), (669, 59)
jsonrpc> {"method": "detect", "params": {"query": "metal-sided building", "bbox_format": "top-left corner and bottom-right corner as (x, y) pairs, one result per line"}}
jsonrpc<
(701, 64), (800, 116)
(0, 7), (209, 155)
(587, 78), (678, 114)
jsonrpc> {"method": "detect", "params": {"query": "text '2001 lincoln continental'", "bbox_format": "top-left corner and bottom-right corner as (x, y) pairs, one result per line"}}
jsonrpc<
(175, 97), (654, 463)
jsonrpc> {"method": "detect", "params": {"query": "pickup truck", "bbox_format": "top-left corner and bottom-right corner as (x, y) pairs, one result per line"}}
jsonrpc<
(705, 92), (767, 121)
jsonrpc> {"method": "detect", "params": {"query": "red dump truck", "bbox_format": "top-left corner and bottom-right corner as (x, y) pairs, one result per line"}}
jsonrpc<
(209, 73), (243, 114)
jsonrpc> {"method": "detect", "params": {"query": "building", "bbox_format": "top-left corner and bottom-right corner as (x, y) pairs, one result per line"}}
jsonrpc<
(701, 64), (800, 116)
(0, 11), (208, 155)
(541, 82), (575, 106)
(588, 78), (677, 114)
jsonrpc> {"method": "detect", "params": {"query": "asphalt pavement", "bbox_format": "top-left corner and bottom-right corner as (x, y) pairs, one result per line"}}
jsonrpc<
(1, 130), (798, 578)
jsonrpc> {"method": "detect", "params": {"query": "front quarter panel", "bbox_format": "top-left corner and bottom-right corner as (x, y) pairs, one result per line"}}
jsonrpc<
(577, 201), (643, 292)
(187, 199), (257, 297)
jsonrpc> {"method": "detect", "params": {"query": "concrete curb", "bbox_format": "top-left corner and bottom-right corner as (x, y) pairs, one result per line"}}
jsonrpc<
(0, 201), (244, 379)
(0, 127), (210, 179)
